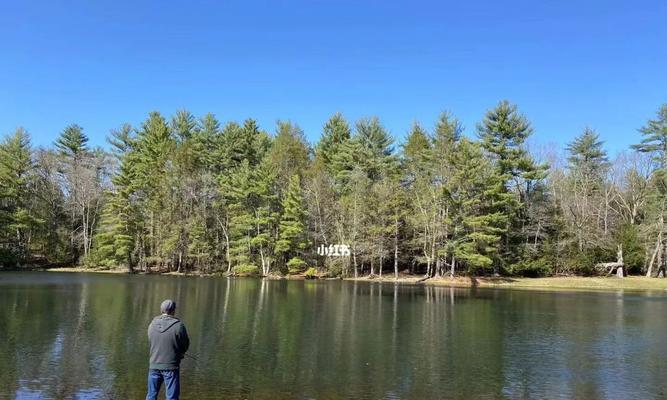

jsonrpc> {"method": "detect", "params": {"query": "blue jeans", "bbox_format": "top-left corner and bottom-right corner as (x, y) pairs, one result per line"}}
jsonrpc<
(146, 369), (180, 400)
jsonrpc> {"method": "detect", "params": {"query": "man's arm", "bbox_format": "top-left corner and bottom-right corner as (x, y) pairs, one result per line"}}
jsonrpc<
(177, 323), (190, 355)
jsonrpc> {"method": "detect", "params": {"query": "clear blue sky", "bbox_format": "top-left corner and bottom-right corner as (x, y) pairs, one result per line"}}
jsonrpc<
(1, 0), (665, 154)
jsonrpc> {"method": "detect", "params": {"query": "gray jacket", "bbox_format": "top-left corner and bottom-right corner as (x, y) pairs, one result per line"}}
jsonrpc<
(147, 315), (190, 370)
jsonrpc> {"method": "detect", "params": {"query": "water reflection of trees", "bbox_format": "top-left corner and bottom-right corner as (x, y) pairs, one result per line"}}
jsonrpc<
(1, 275), (666, 399)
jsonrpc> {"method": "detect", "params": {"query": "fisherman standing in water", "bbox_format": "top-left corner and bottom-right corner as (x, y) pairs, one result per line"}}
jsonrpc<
(146, 299), (190, 400)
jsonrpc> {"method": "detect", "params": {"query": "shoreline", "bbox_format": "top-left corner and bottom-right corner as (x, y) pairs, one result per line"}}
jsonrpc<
(35, 267), (667, 292)
(347, 274), (667, 292)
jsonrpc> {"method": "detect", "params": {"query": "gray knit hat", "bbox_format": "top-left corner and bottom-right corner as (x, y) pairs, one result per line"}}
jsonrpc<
(160, 299), (176, 314)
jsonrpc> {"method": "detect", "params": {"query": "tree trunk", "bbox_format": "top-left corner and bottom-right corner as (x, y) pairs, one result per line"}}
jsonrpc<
(394, 226), (399, 280)
(353, 248), (358, 278)
(646, 234), (661, 278)
(658, 241), (667, 278)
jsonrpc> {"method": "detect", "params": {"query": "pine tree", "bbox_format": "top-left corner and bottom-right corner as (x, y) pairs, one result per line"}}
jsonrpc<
(355, 117), (396, 181)
(219, 119), (269, 169)
(431, 113), (463, 276)
(135, 112), (175, 269)
(478, 101), (536, 181)
(89, 132), (137, 269)
(316, 113), (351, 169)
(55, 124), (89, 159)
(402, 122), (431, 177)
(434, 111), (462, 145)
(221, 161), (258, 274)
(55, 123), (108, 260)
(567, 127), (609, 181)
(187, 213), (212, 271)
(403, 123), (436, 274)
(632, 104), (667, 168)
(632, 104), (667, 277)
(0, 128), (43, 265)
(198, 113), (222, 171)
(249, 161), (279, 276)
(562, 128), (610, 254)
(267, 121), (311, 191)
(449, 138), (507, 273)
(276, 174), (309, 274)
(477, 100), (547, 272)
(107, 124), (134, 157)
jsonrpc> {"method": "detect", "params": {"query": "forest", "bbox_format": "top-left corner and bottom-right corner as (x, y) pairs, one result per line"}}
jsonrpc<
(1, 101), (667, 278)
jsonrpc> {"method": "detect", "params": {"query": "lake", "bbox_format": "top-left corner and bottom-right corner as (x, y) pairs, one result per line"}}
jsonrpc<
(0, 272), (666, 399)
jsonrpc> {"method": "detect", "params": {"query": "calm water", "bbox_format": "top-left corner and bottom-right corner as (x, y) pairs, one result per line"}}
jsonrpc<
(0, 273), (666, 399)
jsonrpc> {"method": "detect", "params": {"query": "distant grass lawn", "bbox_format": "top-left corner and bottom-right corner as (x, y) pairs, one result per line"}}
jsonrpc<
(350, 274), (667, 292)
(426, 276), (667, 292)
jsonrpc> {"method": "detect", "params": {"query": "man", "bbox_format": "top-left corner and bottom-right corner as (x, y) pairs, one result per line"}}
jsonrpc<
(146, 299), (190, 400)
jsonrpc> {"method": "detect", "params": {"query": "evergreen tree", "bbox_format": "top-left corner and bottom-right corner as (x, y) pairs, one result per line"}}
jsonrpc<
(132, 112), (175, 269)
(355, 117), (396, 181)
(276, 174), (309, 274)
(107, 124), (134, 157)
(251, 162), (279, 276)
(267, 121), (311, 191)
(632, 104), (667, 168)
(478, 101), (536, 181)
(90, 130), (137, 269)
(221, 161), (255, 272)
(316, 112), (351, 168)
(477, 100), (547, 272)
(402, 122), (431, 177)
(220, 119), (269, 169)
(55, 124), (89, 159)
(220, 159), (279, 275)
(187, 213), (212, 271)
(567, 127), (609, 181)
(434, 111), (462, 145)
(449, 138), (507, 273)
(632, 104), (667, 277)
(199, 113), (222, 171)
(403, 123), (436, 274)
(0, 128), (43, 265)
(6, 106), (666, 279)
(563, 128), (610, 253)
(55, 123), (108, 260)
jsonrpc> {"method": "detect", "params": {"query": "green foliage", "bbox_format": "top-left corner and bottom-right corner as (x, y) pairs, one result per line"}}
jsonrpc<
(615, 223), (645, 274)
(56, 124), (89, 158)
(316, 113), (351, 169)
(267, 121), (310, 190)
(6, 104), (667, 279)
(323, 258), (347, 277)
(477, 101), (548, 271)
(287, 257), (307, 274)
(402, 122), (432, 174)
(449, 138), (508, 273)
(0, 128), (43, 265)
(506, 258), (552, 277)
(632, 104), (667, 168)
(567, 128), (609, 179)
(304, 267), (318, 279)
(276, 175), (309, 272)
(233, 264), (260, 276)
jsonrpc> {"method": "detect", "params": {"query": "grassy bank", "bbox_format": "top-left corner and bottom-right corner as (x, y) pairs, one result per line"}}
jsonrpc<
(348, 274), (667, 292)
(45, 267), (131, 274)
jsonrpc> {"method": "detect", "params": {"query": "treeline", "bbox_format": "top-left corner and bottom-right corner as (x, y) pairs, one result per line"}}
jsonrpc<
(2, 101), (667, 278)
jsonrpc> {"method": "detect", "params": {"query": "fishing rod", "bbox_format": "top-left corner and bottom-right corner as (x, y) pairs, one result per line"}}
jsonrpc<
(184, 352), (200, 363)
